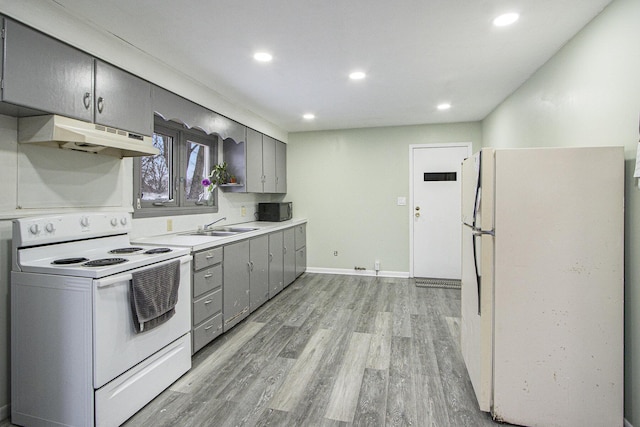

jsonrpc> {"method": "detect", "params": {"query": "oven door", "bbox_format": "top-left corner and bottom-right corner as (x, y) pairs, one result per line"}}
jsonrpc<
(93, 255), (191, 388)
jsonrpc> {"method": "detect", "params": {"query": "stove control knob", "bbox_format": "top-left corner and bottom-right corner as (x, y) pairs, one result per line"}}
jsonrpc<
(29, 224), (39, 235)
(120, 217), (128, 226)
(80, 216), (90, 228)
(45, 223), (55, 233)
(110, 218), (118, 227)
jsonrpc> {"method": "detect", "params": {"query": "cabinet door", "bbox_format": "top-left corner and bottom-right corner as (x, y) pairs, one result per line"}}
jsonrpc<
(246, 128), (264, 193)
(250, 235), (269, 311)
(223, 240), (250, 331)
(3, 19), (93, 121)
(94, 60), (152, 135)
(295, 223), (306, 251)
(268, 231), (284, 298)
(295, 247), (307, 277)
(275, 140), (287, 193)
(262, 135), (277, 193)
(283, 228), (296, 287)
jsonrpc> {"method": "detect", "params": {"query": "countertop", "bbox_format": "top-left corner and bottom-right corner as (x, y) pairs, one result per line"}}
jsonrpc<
(132, 218), (307, 252)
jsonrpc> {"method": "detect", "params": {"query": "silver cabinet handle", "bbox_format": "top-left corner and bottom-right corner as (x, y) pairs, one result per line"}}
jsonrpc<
(284, 247), (287, 254)
(204, 299), (213, 305)
(269, 253), (273, 262)
(205, 254), (214, 259)
(204, 273), (213, 278)
(97, 96), (105, 113)
(204, 325), (214, 330)
(83, 92), (91, 109)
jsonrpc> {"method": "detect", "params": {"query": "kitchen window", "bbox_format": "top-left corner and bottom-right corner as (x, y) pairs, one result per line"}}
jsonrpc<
(133, 116), (219, 218)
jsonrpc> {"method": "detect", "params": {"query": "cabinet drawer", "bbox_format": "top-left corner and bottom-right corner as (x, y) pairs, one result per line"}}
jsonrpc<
(295, 224), (306, 250)
(193, 288), (222, 326)
(193, 263), (222, 297)
(194, 247), (223, 270)
(192, 314), (222, 354)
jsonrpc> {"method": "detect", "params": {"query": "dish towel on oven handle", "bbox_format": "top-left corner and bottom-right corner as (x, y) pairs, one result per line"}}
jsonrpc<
(130, 259), (181, 333)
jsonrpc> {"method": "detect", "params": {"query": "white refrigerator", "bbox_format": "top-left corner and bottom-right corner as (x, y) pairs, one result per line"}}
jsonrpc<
(460, 147), (624, 427)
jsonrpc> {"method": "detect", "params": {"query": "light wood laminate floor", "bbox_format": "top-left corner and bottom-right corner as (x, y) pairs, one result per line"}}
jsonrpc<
(3, 273), (511, 427)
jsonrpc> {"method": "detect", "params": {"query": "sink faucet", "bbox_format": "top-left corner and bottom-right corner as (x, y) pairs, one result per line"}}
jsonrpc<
(204, 217), (226, 230)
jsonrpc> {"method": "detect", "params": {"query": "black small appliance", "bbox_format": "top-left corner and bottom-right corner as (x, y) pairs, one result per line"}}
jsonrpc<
(258, 202), (292, 222)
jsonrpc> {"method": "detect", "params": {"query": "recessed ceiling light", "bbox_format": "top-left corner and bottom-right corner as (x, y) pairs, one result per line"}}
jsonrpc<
(493, 12), (519, 27)
(303, 113), (315, 120)
(437, 103), (452, 111)
(349, 71), (366, 80)
(254, 52), (273, 62)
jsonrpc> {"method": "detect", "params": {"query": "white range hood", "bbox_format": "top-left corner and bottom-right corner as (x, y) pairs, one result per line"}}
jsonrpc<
(18, 115), (159, 158)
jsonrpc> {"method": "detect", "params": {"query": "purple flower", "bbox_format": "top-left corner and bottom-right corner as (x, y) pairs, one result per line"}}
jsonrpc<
(202, 178), (211, 187)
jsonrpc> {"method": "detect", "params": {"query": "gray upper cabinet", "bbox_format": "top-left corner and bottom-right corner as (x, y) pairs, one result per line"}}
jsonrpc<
(94, 60), (152, 136)
(275, 140), (287, 193)
(262, 135), (277, 193)
(2, 19), (93, 122)
(246, 127), (264, 193)
(2, 19), (153, 136)
(223, 127), (287, 194)
(152, 85), (246, 141)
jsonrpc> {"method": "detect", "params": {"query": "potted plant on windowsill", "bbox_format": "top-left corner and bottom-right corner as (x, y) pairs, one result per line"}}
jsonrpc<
(201, 161), (230, 201)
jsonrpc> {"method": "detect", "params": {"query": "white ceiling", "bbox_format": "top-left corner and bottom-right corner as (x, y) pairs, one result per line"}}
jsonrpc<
(47, 0), (612, 132)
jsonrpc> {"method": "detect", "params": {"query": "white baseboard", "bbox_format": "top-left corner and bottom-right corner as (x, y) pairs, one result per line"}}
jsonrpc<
(306, 267), (410, 278)
(0, 403), (9, 423)
(625, 418), (633, 427)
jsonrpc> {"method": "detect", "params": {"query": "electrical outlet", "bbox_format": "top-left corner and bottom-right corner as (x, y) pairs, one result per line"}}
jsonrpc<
(334, 251), (338, 256)
(241, 206), (246, 217)
(166, 219), (173, 232)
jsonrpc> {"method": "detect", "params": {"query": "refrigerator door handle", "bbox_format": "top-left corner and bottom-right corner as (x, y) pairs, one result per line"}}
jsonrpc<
(472, 232), (482, 315)
(473, 229), (495, 237)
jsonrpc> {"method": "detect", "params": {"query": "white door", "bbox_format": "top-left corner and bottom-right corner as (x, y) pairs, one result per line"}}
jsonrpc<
(411, 144), (470, 279)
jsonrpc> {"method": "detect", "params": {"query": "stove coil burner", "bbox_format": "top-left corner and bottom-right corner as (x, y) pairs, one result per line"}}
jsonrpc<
(109, 247), (144, 254)
(83, 258), (128, 267)
(144, 247), (172, 254)
(52, 257), (90, 265)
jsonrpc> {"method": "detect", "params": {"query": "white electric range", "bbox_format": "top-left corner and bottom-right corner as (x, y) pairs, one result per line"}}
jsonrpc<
(11, 212), (192, 427)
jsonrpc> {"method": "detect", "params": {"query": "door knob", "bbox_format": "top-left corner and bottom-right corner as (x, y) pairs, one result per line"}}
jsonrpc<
(415, 206), (420, 211)
(415, 212), (421, 218)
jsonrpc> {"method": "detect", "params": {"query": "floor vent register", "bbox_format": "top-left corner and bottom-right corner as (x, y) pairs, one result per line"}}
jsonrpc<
(414, 278), (461, 289)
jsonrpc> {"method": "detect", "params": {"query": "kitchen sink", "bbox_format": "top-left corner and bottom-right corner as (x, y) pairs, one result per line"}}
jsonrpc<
(180, 226), (259, 237)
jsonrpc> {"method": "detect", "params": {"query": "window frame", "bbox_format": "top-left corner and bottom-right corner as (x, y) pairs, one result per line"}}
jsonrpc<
(133, 116), (219, 218)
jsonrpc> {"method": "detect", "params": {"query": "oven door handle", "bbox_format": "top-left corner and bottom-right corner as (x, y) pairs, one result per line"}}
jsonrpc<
(95, 255), (191, 288)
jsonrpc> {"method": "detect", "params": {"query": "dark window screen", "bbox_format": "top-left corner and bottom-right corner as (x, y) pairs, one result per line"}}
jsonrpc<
(424, 172), (457, 181)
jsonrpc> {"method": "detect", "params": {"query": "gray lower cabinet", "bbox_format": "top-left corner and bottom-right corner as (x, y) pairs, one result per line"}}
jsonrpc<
(190, 222), (306, 353)
(268, 231), (284, 298)
(191, 247), (223, 354)
(250, 235), (269, 311)
(223, 240), (250, 331)
(3, 19), (93, 121)
(295, 223), (307, 277)
(283, 227), (296, 286)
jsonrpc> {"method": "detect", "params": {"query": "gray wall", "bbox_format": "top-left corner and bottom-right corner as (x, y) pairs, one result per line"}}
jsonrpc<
(287, 123), (482, 275)
(482, 0), (639, 423)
